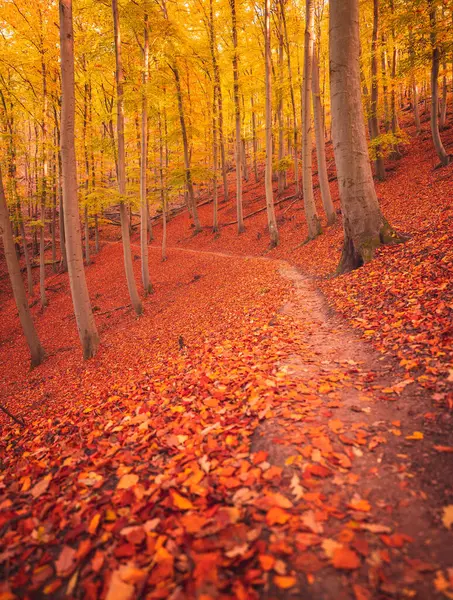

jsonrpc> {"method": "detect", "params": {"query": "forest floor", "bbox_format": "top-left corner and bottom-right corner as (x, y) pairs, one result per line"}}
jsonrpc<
(0, 114), (453, 599)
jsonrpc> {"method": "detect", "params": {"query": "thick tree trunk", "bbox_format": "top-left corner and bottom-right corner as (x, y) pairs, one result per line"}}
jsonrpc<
(370, 0), (386, 181)
(112, 0), (143, 314)
(302, 0), (321, 239)
(0, 165), (45, 368)
(59, 0), (99, 358)
(229, 0), (245, 233)
(329, 0), (402, 273)
(312, 48), (336, 224)
(428, 0), (450, 166)
(140, 10), (152, 294)
(264, 0), (279, 247)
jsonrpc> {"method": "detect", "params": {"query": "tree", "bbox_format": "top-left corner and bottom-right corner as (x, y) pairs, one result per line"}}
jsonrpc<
(302, 0), (321, 239)
(264, 0), (279, 248)
(229, 0), (245, 234)
(369, 0), (386, 181)
(140, 6), (152, 294)
(329, 0), (402, 272)
(428, 0), (450, 167)
(59, 0), (99, 359)
(112, 0), (143, 315)
(0, 164), (45, 368)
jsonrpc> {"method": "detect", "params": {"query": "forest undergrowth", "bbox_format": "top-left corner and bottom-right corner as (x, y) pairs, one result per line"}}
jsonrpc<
(0, 116), (452, 599)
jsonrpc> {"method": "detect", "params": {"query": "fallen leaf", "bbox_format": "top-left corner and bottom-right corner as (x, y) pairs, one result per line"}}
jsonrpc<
(116, 474), (139, 490)
(274, 575), (297, 589)
(332, 547), (360, 570)
(442, 506), (453, 530)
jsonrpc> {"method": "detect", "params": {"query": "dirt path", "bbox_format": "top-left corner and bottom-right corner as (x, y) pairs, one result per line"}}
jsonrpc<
(149, 244), (452, 598)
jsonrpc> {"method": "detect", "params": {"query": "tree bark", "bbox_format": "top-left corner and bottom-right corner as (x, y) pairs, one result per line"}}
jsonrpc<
(112, 0), (143, 315)
(229, 0), (245, 233)
(59, 0), (99, 358)
(370, 0), (386, 180)
(20, 221), (34, 296)
(140, 8), (152, 294)
(0, 165), (45, 368)
(329, 0), (402, 273)
(428, 0), (450, 166)
(302, 0), (321, 239)
(312, 47), (336, 224)
(264, 0), (279, 247)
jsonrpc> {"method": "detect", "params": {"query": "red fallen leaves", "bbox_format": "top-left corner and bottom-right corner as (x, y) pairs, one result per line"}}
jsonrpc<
(332, 546), (361, 570)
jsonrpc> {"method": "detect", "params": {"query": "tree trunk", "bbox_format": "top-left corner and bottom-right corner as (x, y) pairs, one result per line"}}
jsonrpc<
(59, 0), (99, 358)
(264, 0), (279, 247)
(439, 61), (448, 130)
(251, 94), (259, 182)
(212, 85), (219, 232)
(329, 0), (402, 273)
(20, 221), (34, 296)
(39, 197), (47, 308)
(172, 64), (201, 233)
(279, 0), (299, 195)
(428, 0), (450, 166)
(229, 0), (245, 233)
(312, 48), (336, 224)
(370, 0), (386, 180)
(84, 204), (90, 265)
(302, 0), (321, 239)
(277, 18), (285, 195)
(409, 28), (421, 135)
(140, 9), (152, 294)
(0, 165), (45, 368)
(112, 0), (143, 314)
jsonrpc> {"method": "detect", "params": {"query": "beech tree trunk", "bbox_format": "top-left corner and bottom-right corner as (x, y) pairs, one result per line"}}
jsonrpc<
(312, 48), (336, 224)
(39, 198), (47, 308)
(264, 0), (279, 247)
(229, 0), (245, 233)
(370, 0), (386, 181)
(140, 9), (152, 294)
(428, 0), (450, 166)
(280, 0), (299, 195)
(20, 221), (34, 296)
(59, 0), (100, 358)
(329, 0), (401, 273)
(440, 62), (448, 130)
(302, 0), (321, 239)
(0, 165), (45, 368)
(112, 0), (143, 314)
(277, 19), (286, 195)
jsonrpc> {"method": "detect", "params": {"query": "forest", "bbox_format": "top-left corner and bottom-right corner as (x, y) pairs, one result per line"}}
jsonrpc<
(0, 0), (452, 597)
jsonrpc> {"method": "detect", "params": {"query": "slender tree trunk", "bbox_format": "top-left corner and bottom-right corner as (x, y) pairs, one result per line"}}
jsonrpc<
(409, 29), (421, 135)
(51, 142), (57, 271)
(39, 197), (47, 308)
(264, 0), (279, 247)
(94, 213), (99, 253)
(251, 94), (259, 182)
(140, 9), (152, 294)
(229, 0), (245, 233)
(428, 0), (450, 166)
(212, 85), (219, 232)
(112, 0), (143, 314)
(440, 61), (448, 130)
(370, 0), (386, 180)
(329, 0), (402, 273)
(312, 48), (336, 224)
(381, 34), (390, 131)
(59, 0), (100, 358)
(277, 17), (285, 195)
(302, 0), (321, 239)
(0, 165), (45, 368)
(280, 0), (299, 195)
(20, 221), (34, 296)
(172, 64), (201, 233)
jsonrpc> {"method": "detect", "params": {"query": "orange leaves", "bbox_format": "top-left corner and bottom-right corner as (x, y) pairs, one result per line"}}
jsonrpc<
(332, 546), (361, 570)
(55, 546), (77, 578)
(348, 499), (371, 512)
(274, 575), (297, 589)
(266, 507), (291, 526)
(116, 474), (139, 490)
(259, 554), (275, 571)
(30, 475), (52, 498)
(170, 490), (195, 510)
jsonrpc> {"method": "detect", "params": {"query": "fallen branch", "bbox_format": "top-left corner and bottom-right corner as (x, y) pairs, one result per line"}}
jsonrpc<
(95, 304), (131, 317)
(222, 194), (297, 227)
(0, 403), (25, 427)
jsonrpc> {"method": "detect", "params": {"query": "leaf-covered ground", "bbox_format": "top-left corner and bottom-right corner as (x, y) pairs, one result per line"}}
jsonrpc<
(1, 116), (452, 599)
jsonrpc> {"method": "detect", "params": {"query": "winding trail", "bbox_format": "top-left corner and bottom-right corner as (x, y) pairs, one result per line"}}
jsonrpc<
(144, 242), (453, 598)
